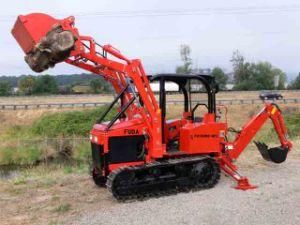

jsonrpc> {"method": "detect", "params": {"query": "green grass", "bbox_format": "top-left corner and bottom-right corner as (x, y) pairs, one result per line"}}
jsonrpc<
(285, 112), (300, 137)
(54, 203), (71, 213)
(0, 145), (42, 165)
(1, 106), (116, 140)
(31, 107), (116, 137)
(48, 221), (60, 225)
(0, 106), (116, 166)
(0, 140), (92, 166)
(73, 141), (91, 163)
(255, 112), (300, 143)
(63, 165), (73, 174)
(0, 106), (299, 166)
(13, 177), (27, 185)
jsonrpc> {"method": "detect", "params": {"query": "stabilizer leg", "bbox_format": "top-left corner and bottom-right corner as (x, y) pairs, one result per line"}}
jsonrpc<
(220, 157), (257, 190)
(235, 177), (257, 190)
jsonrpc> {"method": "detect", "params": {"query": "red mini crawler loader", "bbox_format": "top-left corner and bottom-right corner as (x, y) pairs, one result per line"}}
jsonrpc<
(12, 13), (293, 200)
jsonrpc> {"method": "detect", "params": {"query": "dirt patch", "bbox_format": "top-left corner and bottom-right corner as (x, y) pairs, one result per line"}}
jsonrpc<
(0, 167), (116, 225)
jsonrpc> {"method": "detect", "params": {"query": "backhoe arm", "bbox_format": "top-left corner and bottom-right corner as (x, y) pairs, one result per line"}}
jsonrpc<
(228, 103), (292, 161)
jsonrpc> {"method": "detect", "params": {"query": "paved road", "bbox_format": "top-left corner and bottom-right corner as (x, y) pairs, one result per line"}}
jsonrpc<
(74, 158), (300, 225)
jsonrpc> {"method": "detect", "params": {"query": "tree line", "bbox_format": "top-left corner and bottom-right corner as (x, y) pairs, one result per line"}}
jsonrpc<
(176, 45), (300, 90)
(0, 74), (112, 96)
(1, 46), (300, 96)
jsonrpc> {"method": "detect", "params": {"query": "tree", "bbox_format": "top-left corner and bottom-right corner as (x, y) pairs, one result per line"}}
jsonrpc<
(0, 81), (11, 96)
(211, 67), (228, 90)
(90, 78), (102, 93)
(176, 44), (192, 74)
(230, 50), (250, 84)
(18, 75), (36, 95)
(90, 78), (112, 93)
(288, 73), (300, 89)
(231, 51), (286, 90)
(33, 75), (58, 94)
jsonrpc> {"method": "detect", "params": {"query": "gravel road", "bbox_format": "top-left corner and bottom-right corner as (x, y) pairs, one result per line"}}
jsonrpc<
(74, 157), (300, 225)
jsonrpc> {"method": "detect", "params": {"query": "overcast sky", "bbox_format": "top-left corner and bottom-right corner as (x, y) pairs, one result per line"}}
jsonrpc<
(1, 0), (300, 79)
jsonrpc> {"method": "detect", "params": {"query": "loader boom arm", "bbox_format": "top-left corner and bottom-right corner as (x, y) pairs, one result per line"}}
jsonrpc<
(228, 103), (292, 160)
(11, 13), (164, 157)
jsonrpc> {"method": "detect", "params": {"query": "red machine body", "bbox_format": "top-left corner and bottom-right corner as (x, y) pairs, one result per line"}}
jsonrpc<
(179, 114), (227, 154)
(12, 13), (293, 198)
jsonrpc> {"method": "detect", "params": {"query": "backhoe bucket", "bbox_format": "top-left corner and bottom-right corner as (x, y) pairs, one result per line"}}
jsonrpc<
(254, 141), (288, 163)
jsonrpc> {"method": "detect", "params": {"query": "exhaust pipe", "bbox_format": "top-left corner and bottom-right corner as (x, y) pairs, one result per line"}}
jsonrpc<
(254, 141), (288, 163)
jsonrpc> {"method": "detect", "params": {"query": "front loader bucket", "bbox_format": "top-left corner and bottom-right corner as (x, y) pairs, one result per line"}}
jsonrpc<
(254, 141), (288, 163)
(12, 13), (77, 72)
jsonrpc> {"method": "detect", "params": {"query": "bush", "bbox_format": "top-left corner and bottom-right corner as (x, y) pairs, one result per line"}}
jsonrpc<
(33, 75), (58, 95)
(0, 81), (12, 96)
(0, 106), (117, 165)
(31, 106), (116, 137)
(256, 112), (300, 144)
(73, 141), (91, 163)
(0, 145), (42, 165)
(285, 113), (300, 137)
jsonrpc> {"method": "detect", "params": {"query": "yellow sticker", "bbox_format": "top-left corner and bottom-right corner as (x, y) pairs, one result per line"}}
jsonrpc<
(271, 107), (277, 115)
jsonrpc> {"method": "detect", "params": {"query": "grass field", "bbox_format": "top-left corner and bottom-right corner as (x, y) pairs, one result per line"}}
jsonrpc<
(0, 101), (299, 166)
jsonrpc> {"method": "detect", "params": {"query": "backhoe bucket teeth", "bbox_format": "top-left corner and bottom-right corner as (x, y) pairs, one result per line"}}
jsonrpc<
(254, 141), (288, 163)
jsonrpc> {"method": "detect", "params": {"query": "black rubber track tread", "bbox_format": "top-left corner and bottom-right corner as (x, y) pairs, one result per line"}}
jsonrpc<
(106, 156), (220, 201)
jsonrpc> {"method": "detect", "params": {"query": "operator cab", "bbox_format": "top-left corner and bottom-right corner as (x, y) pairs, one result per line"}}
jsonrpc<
(150, 74), (223, 154)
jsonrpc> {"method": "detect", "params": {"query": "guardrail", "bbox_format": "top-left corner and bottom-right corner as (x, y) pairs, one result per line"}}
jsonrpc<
(1, 98), (300, 110)
(0, 102), (111, 110)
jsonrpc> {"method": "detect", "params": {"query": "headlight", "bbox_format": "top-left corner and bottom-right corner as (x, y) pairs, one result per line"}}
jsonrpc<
(90, 134), (98, 143)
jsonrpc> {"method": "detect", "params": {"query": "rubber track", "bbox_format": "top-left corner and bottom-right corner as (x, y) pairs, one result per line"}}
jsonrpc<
(106, 156), (220, 201)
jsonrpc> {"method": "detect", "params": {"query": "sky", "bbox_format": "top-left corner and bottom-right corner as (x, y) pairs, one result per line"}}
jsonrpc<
(1, 0), (300, 80)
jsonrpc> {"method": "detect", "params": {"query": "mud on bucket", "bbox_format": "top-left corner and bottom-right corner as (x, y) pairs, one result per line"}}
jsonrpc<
(254, 141), (288, 163)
